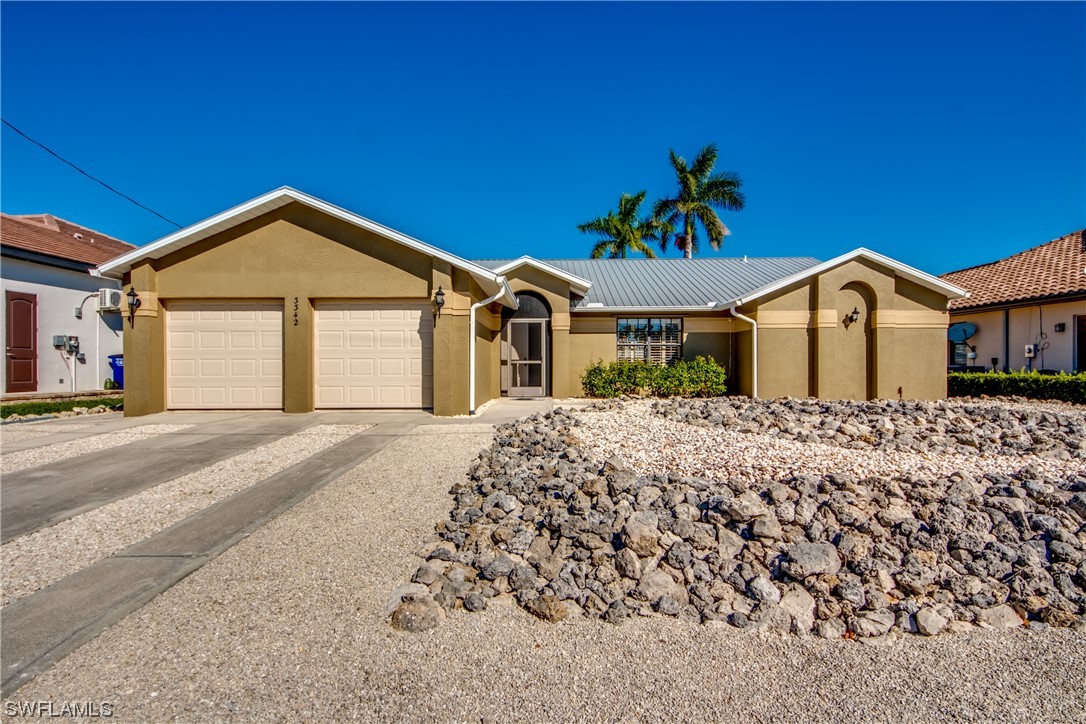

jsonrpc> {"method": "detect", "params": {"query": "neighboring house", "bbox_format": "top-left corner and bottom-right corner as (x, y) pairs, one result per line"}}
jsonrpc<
(941, 230), (1086, 373)
(1, 213), (135, 394)
(96, 187), (966, 417)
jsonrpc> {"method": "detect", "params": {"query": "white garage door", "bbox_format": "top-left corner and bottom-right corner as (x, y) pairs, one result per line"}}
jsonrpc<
(167, 303), (283, 409)
(315, 302), (433, 408)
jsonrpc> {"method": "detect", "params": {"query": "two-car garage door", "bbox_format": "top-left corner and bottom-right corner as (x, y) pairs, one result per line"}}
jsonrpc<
(166, 301), (432, 410)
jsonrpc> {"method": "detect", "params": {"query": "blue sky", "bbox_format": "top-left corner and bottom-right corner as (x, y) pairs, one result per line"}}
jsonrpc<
(2, 2), (1083, 273)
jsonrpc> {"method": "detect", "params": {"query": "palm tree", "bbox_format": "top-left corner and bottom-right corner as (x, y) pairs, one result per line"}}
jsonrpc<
(653, 144), (745, 258)
(577, 191), (671, 259)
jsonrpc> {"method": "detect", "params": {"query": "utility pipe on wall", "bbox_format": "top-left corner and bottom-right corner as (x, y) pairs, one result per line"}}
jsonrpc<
(729, 304), (758, 398)
(469, 289), (505, 415)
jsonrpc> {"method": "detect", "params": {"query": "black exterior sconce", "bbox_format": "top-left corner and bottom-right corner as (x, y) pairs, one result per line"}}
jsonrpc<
(434, 286), (445, 317)
(126, 287), (142, 326)
(1054, 322), (1066, 333)
(847, 307), (860, 324)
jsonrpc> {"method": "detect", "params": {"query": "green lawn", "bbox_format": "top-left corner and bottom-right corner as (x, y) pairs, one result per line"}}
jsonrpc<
(0, 397), (124, 420)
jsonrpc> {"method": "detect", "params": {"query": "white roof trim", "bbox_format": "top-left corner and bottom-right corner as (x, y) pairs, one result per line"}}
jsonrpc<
(489, 256), (593, 297)
(730, 247), (969, 308)
(95, 186), (518, 308)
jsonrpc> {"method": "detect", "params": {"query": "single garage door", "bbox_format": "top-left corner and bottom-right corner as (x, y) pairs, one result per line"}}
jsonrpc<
(315, 302), (433, 408)
(167, 303), (283, 409)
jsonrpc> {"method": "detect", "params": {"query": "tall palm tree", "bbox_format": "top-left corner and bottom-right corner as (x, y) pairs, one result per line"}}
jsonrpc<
(577, 191), (670, 259)
(653, 143), (746, 258)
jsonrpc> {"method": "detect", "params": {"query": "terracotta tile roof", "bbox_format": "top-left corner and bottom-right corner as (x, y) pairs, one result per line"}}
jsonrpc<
(0, 213), (135, 268)
(941, 229), (1086, 311)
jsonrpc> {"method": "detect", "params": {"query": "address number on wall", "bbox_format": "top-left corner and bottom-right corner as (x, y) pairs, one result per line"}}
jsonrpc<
(293, 297), (300, 326)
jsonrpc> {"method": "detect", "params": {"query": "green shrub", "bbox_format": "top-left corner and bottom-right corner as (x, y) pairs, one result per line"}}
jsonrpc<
(581, 356), (727, 398)
(0, 397), (124, 420)
(948, 370), (1086, 404)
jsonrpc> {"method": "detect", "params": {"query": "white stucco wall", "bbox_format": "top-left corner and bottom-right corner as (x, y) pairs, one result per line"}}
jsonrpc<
(950, 298), (1086, 373)
(1, 258), (125, 393)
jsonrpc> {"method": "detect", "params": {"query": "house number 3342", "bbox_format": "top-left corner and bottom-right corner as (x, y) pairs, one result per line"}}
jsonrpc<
(293, 297), (299, 326)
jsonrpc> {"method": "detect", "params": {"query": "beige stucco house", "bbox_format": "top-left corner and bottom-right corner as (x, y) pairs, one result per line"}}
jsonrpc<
(95, 188), (967, 416)
(941, 230), (1085, 373)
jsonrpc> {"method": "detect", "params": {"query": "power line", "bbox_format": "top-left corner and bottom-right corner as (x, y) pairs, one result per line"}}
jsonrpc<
(2, 118), (183, 229)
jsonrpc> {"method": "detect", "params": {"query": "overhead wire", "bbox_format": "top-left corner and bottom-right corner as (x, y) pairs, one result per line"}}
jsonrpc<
(1, 118), (183, 229)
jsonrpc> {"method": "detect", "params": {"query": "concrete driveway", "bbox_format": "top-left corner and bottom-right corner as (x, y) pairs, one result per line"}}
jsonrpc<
(0, 404), (546, 697)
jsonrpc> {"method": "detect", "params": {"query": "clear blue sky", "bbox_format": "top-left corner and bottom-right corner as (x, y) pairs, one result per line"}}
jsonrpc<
(2, 2), (1083, 273)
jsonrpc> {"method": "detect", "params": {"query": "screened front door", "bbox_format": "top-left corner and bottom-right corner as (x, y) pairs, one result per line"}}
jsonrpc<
(505, 320), (547, 397)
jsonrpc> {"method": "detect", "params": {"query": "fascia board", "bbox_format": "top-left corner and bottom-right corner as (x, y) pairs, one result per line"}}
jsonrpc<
(730, 248), (969, 308)
(490, 256), (593, 296)
(96, 188), (512, 302)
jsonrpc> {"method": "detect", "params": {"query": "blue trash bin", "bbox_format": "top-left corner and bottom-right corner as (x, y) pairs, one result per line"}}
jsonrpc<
(108, 354), (124, 390)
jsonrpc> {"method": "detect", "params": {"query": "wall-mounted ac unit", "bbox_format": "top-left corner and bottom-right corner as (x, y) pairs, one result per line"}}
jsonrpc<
(97, 288), (123, 312)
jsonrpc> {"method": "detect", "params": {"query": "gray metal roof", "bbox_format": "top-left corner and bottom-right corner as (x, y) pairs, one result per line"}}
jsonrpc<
(473, 257), (822, 310)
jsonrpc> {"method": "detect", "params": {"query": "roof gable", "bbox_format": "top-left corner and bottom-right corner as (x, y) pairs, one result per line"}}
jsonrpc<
(733, 248), (968, 307)
(95, 187), (517, 307)
(941, 230), (1085, 310)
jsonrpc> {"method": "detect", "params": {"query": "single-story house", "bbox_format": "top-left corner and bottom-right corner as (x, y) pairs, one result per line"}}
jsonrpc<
(95, 187), (967, 417)
(2, 213), (134, 394)
(940, 229), (1085, 373)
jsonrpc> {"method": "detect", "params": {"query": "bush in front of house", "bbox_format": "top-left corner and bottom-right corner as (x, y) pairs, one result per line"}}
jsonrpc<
(948, 370), (1086, 404)
(581, 356), (728, 398)
(0, 397), (124, 420)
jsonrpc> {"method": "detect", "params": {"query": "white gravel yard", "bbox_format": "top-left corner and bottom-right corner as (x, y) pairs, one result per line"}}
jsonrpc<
(0, 424), (192, 473)
(9, 418), (1085, 722)
(0, 422), (92, 446)
(574, 400), (1084, 483)
(1, 424), (370, 605)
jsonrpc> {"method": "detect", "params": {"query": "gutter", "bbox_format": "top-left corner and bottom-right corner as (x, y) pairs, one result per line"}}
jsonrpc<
(728, 304), (758, 398)
(469, 287), (508, 414)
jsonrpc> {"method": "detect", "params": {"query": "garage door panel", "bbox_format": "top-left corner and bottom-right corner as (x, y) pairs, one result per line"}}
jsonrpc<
(167, 303), (282, 410)
(315, 302), (432, 409)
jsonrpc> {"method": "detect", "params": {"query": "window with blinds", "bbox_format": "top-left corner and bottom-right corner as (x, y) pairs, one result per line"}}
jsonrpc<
(617, 318), (682, 364)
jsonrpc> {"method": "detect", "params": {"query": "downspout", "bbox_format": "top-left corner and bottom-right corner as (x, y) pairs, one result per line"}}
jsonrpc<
(1003, 308), (1010, 373)
(469, 288), (505, 415)
(729, 304), (758, 398)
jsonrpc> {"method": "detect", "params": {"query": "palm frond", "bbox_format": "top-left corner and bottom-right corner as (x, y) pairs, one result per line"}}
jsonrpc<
(690, 143), (719, 181)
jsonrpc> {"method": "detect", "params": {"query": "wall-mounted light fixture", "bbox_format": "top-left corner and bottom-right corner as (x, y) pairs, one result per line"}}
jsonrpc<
(847, 307), (860, 324)
(126, 287), (142, 326)
(434, 286), (445, 317)
(1054, 322), (1066, 333)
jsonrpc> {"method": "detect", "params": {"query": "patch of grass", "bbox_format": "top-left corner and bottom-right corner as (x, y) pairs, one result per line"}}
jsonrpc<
(0, 397), (124, 420)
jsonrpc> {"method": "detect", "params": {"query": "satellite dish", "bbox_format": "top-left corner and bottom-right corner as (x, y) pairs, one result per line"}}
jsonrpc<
(948, 322), (977, 343)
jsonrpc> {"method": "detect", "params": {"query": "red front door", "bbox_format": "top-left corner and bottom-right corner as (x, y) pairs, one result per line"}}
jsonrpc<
(5, 291), (38, 393)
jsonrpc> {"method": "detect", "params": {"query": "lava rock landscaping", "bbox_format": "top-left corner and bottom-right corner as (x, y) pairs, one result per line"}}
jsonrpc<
(391, 399), (1086, 638)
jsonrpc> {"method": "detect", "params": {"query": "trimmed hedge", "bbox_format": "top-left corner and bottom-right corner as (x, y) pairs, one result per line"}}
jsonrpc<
(0, 397), (124, 420)
(581, 356), (728, 398)
(948, 371), (1086, 404)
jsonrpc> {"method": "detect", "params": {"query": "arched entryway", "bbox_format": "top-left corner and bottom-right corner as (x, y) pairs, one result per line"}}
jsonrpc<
(501, 292), (550, 397)
(838, 282), (875, 399)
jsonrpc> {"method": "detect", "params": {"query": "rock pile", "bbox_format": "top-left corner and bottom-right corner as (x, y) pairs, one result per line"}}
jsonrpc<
(392, 403), (1086, 637)
(651, 397), (1084, 460)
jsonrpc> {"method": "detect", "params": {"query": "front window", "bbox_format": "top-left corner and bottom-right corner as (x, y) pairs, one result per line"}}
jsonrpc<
(617, 318), (682, 364)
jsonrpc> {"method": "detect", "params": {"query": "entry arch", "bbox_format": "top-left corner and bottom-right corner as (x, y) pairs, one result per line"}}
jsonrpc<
(501, 292), (551, 397)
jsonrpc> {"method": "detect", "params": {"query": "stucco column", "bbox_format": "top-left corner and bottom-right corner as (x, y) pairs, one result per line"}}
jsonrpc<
(283, 294), (314, 412)
(551, 311), (570, 399)
(431, 264), (471, 416)
(123, 263), (165, 416)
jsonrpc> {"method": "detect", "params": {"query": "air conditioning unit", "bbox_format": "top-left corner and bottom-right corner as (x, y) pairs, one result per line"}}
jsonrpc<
(97, 288), (123, 312)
